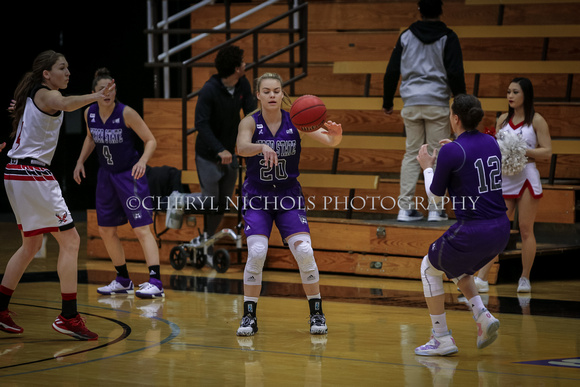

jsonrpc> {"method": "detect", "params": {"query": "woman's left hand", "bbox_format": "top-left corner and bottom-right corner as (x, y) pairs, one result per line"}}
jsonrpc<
(321, 121), (342, 136)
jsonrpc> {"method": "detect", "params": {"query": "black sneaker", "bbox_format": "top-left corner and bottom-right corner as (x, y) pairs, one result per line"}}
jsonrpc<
(309, 314), (328, 335)
(236, 314), (258, 336)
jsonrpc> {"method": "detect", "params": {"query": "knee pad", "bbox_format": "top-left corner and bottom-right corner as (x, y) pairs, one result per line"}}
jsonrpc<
(244, 235), (268, 286)
(287, 234), (319, 284)
(421, 255), (445, 298)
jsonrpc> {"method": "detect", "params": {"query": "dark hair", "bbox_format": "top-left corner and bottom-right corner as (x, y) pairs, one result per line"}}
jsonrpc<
(92, 67), (114, 91)
(502, 77), (535, 127)
(10, 50), (64, 137)
(451, 94), (484, 131)
(215, 45), (244, 78)
(418, 0), (443, 19)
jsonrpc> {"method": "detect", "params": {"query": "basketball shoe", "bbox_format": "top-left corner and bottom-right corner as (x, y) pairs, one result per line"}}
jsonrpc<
(0, 310), (23, 334)
(237, 314), (258, 336)
(428, 210), (449, 222)
(415, 330), (458, 356)
(52, 314), (98, 341)
(97, 277), (134, 295)
(397, 209), (424, 222)
(309, 314), (328, 335)
(474, 308), (500, 349)
(517, 277), (531, 293)
(136, 279), (165, 299)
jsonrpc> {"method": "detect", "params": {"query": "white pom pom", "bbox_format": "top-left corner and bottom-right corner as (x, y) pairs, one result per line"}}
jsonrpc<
(496, 128), (528, 176)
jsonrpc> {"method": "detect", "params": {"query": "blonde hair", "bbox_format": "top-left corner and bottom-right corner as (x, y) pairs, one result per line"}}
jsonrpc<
(255, 72), (292, 110)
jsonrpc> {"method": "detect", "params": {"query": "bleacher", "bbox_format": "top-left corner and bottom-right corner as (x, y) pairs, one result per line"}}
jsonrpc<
(87, 0), (580, 284)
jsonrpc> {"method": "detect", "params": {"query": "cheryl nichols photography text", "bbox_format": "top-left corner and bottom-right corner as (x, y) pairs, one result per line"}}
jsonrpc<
(126, 194), (481, 212)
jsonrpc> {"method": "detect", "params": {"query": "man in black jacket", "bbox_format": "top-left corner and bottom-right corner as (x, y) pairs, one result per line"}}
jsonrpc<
(195, 45), (256, 241)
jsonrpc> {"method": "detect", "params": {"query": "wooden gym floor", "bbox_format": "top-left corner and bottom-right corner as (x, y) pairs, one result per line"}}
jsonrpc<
(1, 221), (579, 386)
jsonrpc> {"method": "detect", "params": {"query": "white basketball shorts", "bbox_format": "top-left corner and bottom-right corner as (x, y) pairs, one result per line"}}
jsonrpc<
(4, 163), (74, 237)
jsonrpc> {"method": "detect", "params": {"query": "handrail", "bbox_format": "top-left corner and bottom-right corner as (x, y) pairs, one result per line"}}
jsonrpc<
(157, 0), (281, 61)
(156, 0), (213, 29)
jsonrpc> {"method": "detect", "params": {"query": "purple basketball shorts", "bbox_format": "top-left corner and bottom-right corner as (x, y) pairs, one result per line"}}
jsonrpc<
(242, 180), (310, 240)
(96, 168), (153, 228)
(428, 215), (510, 279)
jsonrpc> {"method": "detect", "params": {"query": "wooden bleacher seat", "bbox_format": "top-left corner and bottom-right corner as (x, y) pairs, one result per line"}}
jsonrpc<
(181, 170), (378, 190)
(333, 60), (580, 75)
(304, 96), (508, 112)
(464, 0), (580, 6)
(419, 25), (580, 38)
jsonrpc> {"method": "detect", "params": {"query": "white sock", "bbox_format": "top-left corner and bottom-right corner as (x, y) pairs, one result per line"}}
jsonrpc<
(307, 293), (321, 300)
(469, 295), (485, 318)
(430, 313), (449, 336)
(244, 296), (259, 303)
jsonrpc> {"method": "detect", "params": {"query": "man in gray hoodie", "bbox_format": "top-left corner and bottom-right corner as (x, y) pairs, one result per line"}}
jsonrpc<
(383, 0), (466, 222)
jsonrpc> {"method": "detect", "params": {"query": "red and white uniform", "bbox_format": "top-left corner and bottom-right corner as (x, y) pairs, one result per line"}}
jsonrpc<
(501, 119), (543, 199)
(4, 86), (74, 236)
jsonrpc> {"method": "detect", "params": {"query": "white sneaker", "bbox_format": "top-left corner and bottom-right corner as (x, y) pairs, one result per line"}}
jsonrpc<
(474, 277), (489, 293)
(517, 277), (531, 293)
(474, 308), (500, 349)
(415, 330), (458, 356)
(397, 209), (424, 222)
(428, 210), (448, 222)
(136, 280), (165, 299)
(97, 278), (134, 295)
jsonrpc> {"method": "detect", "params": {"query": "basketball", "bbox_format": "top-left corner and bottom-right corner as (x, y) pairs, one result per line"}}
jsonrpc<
(290, 95), (327, 132)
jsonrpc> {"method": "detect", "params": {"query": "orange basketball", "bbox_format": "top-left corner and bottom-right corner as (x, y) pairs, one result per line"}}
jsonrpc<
(290, 95), (327, 132)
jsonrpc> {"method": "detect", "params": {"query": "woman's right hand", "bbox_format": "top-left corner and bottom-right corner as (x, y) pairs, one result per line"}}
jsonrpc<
(262, 144), (278, 168)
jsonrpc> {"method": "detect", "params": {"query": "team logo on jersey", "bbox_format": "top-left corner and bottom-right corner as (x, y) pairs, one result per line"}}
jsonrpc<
(133, 212), (142, 220)
(89, 113), (96, 123)
(55, 212), (68, 224)
(299, 215), (308, 224)
(113, 118), (120, 124)
(286, 128), (293, 134)
(246, 225), (251, 231)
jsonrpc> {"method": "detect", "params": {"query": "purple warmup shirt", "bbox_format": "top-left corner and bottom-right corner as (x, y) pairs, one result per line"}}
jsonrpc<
(430, 130), (507, 220)
(87, 102), (140, 173)
(245, 110), (301, 188)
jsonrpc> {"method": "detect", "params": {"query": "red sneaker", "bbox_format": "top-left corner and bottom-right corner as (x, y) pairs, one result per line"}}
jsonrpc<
(0, 310), (23, 334)
(52, 314), (98, 341)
